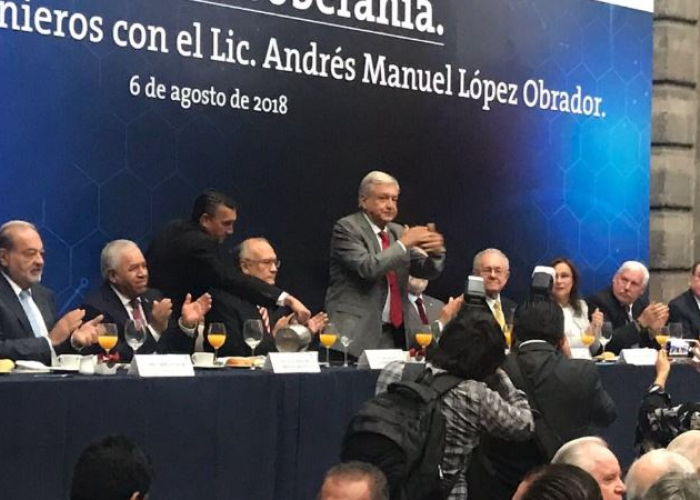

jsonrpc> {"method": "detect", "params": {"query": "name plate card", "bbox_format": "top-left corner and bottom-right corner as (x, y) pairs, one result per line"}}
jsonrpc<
(570, 348), (592, 360)
(357, 349), (406, 370)
(128, 355), (195, 377)
(618, 348), (658, 366)
(263, 352), (320, 373)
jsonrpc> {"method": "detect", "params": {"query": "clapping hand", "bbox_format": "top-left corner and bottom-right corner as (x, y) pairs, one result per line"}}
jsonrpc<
(49, 308), (86, 346)
(180, 293), (212, 328)
(72, 314), (104, 348)
(151, 298), (173, 333)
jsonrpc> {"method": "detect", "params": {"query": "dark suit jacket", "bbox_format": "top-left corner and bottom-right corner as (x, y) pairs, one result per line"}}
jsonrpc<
(81, 282), (189, 360)
(468, 342), (616, 500)
(207, 288), (285, 356)
(0, 276), (62, 363)
(324, 211), (444, 357)
(668, 289), (700, 338)
(586, 286), (652, 354)
(146, 219), (283, 312)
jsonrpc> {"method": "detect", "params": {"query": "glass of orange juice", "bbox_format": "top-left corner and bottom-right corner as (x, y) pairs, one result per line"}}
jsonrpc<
(654, 325), (670, 349)
(415, 330), (433, 358)
(320, 323), (338, 367)
(98, 323), (118, 358)
(207, 322), (227, 363)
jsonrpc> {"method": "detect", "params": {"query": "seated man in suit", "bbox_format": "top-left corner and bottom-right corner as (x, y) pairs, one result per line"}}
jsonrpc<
(325, 171), (445, 357)
(82, 240), (212, 360)
(209, 237), (327, 356)
(0, 220), (101, 363)
(467, 299), (616, 500)
(586, 261), (668, 354)
(403, 275), (444, 347)
(668, 260), (700, 338)
(472, 248), (516, 330)
(146, 190), (311, 342)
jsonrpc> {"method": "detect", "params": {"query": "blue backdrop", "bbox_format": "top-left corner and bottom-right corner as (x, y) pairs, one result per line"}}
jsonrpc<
(0, 0), (652, 311)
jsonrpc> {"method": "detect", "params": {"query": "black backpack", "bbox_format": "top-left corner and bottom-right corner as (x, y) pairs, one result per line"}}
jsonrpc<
(340, 367), (463, 500)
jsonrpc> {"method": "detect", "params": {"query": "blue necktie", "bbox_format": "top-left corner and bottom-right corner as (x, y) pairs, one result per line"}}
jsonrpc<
(19, 290), (45, 338)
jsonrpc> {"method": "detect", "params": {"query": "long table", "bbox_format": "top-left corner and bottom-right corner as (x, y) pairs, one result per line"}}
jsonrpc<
(1, 363), (699, 499)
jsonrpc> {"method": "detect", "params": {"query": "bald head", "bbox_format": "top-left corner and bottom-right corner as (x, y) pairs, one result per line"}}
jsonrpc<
(239, 238), (279, 285)
(552, 437), (625, 500)
(625, 449), (695, 500)
(668, 431), (700, 473)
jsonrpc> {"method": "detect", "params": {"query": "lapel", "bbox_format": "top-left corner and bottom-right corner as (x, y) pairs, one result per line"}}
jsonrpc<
(100, 283), (132, 327)
(0, 277), (33, 336)
(355, 212), (382, 254)
(684, 290), (700, 327)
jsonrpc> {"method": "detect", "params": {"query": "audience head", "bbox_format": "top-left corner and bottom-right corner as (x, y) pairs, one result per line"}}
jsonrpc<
(318, 461), (389, 500)
(512, 299), (565, 349)
(358, 171), (400, 229)
(513, 465), (547, 500)
(551, 437), (625, 500)
(667, 430), (700, 474)
(472, 248), (510, 298)
(612, 261), (649, 306)
(0, 220), (44, 289)
(625, 449), (695, 500)
(428, 307), (505, 381)
(690, 260), (700, 299)
(407, 276), (428, 296)
(521, 464), (603, 500)
(641, 473), (700, 500)
(549, 257), (583, 312)
(238, 237), (279, 286)
(70, 435), (153, 500)
(191, 190), (238, 243)
(101, 240), (148, 300)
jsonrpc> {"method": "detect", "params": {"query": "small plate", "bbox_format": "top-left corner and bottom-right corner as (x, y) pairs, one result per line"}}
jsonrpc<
(193, 363), (226, 370)
(50, 366), (80, 373)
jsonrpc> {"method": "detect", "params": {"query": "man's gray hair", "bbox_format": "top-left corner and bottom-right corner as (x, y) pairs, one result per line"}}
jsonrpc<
(0, 220), (38, 250)
(551, 436), (609, 471)
(626, 449), (696, 500)
(642, 473), (700, 500)
(358, 171), (399, 205)
(615, 260), (650, 288)
(667, 430), (700, 472)
(100, 240), (140, 281)
(472, 248), (510, 274)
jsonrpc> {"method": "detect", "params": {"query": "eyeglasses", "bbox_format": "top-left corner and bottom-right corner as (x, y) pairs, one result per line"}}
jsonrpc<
(243, 259), (281, 269)
(479, 267), (508, 277)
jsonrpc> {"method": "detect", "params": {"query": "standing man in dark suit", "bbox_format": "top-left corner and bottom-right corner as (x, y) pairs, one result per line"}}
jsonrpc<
(468, 299), (617, 500)
(586, 261), (668, 354)
(82, 240), (212, 360)
(146, 190), (310, 329)
(0, 220), (101, 363)
(472, 248), (516, 330)
(325, 171), (445, 357)
(668, 260), (700, 338)
(209, 237), (327, 356)
(403, 275), (444, 345)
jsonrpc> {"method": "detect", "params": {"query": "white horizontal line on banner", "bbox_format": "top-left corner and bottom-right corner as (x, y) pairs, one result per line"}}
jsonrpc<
(594, 0), (654, 13)
(187, 0), (446, 47)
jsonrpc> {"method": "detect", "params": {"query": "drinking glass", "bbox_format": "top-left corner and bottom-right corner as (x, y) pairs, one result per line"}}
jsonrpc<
(243, 319), (263, 368)
(580, 328), (598, 348)
(654, 325), (670, 349)
(320, 323), (338, 367)
(599, 322), (613, 352)
(669, 322), (684, 339)
(207, 323), (227, 363)
(124, 319), (148, 355)
(339, 333), (353, 367)
(415, 328), (433, 358)
(98, 323), (118, 358)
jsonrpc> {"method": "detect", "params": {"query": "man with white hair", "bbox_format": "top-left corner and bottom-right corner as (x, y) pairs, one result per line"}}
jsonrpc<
(325, 171), (445, 356)
(472, 248), (516, 328)
(586, 261), (668, 354)
(0, 220), (101, 363)
(82, 239), (212, 359)
(625, 449), (695, 500)
(551, 436), (626, 500)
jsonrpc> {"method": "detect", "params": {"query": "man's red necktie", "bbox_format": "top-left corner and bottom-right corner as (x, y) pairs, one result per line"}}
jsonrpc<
(379, 231), (403, 328)
(415, 296), (430, 325)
